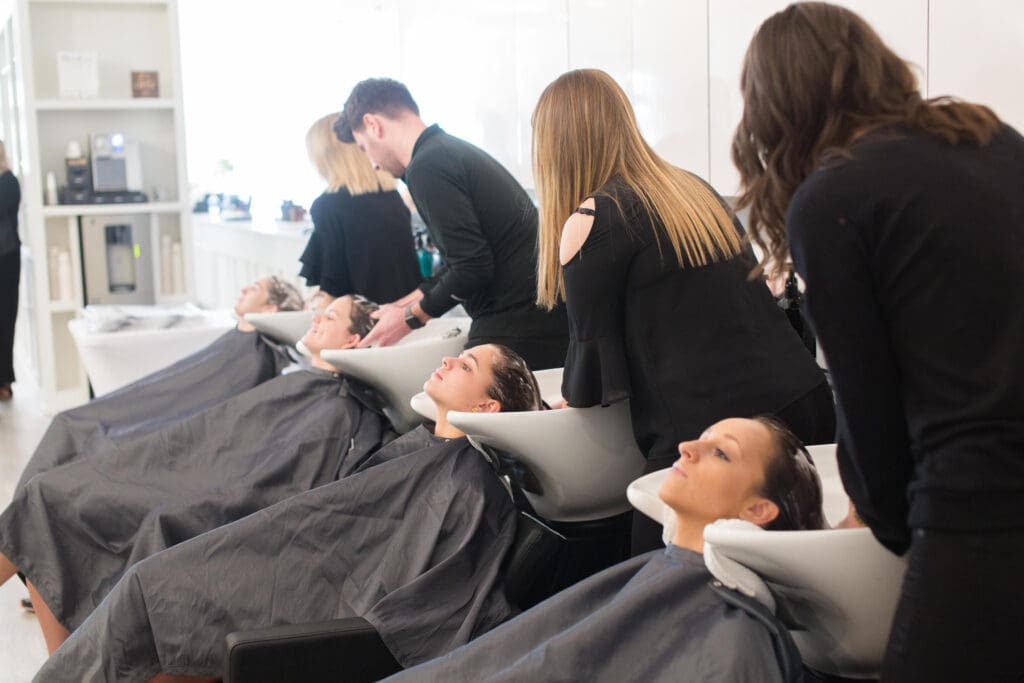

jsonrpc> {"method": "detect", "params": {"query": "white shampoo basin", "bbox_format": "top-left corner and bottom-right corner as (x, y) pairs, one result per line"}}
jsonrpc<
(627, 444), (908, 679)
(322, 318), (470, 432)
(416, 368), (646, 523)
(244, 310), (315, 346)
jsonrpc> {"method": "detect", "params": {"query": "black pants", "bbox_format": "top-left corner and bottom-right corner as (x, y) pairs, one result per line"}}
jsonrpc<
(882, 527), (1024, 682)
(0, 249), (18, 386)
(630, 379), (837, 555)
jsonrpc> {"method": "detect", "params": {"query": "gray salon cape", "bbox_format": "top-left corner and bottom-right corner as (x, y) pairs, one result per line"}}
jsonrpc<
(386, 545), (804, 683)
(15, 327), (290, 490)
(0, 368), (384, 633)
(33, 427), (518, 683)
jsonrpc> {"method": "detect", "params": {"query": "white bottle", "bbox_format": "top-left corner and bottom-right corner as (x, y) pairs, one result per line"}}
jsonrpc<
(45, 172), (59, 205)
(161, 234), (173, 295)
(57, 250), (73, 303)
(171, 242), (184, 295)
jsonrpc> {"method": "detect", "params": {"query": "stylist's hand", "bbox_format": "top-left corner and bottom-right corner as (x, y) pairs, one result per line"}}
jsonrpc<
(358, 304), (413, 348)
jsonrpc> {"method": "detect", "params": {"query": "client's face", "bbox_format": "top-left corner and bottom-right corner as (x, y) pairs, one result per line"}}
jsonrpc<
(234, 278), (274, 317)
(424, 345), (500, 412)
(658, 418), (774, 526)
(302, 296), (356, 354)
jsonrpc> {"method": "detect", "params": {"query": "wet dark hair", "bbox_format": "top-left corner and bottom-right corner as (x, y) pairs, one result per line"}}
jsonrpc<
(346, 295), (379, 338)
(265, 276), (303, 311)
(334, 78), (420, 143)
(753, 415), (826, 531)
(480, 344), (543, 413)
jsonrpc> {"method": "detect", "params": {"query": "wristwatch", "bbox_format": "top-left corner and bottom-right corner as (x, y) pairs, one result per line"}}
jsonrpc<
(404, 305), (425, 330)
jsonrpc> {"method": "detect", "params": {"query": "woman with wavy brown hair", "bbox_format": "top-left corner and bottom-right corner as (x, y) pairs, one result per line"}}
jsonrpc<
(533, 68), (834, 554)
(732, 3), (1024, 680)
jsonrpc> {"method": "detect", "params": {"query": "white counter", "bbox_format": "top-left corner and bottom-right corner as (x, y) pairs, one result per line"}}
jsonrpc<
(191, 215), (311, 309)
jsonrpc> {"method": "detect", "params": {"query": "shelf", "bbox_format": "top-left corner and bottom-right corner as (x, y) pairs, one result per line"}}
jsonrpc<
(34, 98), (176, 111)
(42, 201), (184, 217)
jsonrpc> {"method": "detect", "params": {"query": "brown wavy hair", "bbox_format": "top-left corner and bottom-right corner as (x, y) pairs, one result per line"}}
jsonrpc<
(482, 344), (543, 413)
(533, 69), (741, 309)
(731, 2), (1001, 277)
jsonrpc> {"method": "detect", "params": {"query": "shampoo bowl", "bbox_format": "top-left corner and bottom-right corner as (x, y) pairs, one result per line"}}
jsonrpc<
(244, 311), (315, 346)
(322, 318), (470, 432)
(627, 444), (908, 679)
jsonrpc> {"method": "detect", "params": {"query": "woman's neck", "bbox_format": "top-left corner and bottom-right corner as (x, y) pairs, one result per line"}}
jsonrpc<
(309, 352), (335, 373)
(671, 514), (707, 554)
(433, 406), (467, 439)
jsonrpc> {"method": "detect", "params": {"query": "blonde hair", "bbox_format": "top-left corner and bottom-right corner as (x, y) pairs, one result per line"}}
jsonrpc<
(532, 69), (742, 309)
(306, 113), (395, 196)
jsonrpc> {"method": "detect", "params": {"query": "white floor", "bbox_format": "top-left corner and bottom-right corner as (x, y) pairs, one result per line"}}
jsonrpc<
(0, 374), (54, 681)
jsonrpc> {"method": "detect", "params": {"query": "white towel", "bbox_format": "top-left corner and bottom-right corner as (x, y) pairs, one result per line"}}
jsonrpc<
(702, 519), (776, 613)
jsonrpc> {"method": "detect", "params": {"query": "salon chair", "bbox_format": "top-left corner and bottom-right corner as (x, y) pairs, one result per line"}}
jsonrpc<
(322, 318), (470, 432)
(627, 444), (908, 681)
(244, 310), (314, 346)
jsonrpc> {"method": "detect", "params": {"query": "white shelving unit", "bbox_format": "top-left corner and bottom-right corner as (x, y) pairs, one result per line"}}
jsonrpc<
(0, 0), (191, 412)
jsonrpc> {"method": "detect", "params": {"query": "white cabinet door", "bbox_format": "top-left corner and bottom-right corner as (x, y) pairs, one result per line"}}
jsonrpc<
(928, 0), (1024, 131)
(708, 0), (928, 197)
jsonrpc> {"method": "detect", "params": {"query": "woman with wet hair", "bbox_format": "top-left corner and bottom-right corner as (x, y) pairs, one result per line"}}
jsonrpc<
(532, 68), (834, 554)
(0, 295), (387, 655)
(15, 275), (304, 492)
(34, 345), (544, 683)
(384, 416), (822, 683)
(732, 3), (1024, 679)
(300, 113), (422, 305)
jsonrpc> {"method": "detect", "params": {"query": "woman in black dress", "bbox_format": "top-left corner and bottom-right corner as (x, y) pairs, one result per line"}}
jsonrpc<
(300, 113), (421, 305)
(532, 69), (834, 554)
(0, 141), (21, 401)
(732, 4), (1024, 680)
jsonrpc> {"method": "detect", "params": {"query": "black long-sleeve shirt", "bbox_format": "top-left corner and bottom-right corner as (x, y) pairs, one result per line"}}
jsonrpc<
(787, 124), (1024, 554)
(402, 125), (540, 325)
(0, 170), (21, 255)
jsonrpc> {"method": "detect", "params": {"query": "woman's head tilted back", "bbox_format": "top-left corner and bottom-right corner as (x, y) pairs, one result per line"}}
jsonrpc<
(424, 344), (542, 414)
(302, 294), (379, 356)
(532, 68), (741, 309)
(235, 276), (303, 318)
(306, 113), (396, 196)
(732, 2), (1001, 276)
(659, 416), (824, 534)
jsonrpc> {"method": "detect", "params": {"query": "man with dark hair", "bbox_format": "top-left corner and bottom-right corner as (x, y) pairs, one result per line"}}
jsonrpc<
(334, 78), (568, 370)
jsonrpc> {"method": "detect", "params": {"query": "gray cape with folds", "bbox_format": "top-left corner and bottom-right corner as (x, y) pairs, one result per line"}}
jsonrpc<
(33, 427), (518, 682)
(386, 545), (805, 683)
(0, 369), (384, 633)
(16, 327), (291, 490)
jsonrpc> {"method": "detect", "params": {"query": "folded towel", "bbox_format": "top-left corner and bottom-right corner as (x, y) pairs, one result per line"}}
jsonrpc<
(702, 519), (776, 613)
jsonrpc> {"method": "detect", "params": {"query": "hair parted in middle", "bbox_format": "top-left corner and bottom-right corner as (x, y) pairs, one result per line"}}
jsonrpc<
(532, 68), (742, 310)
(307, 113), (396, 196)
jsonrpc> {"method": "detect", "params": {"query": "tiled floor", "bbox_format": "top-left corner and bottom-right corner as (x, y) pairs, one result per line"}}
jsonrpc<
(0, 375), (53, 681)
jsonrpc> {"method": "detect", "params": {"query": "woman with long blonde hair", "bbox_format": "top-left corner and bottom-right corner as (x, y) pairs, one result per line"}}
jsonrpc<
(0, 140), (21, 401)
(533, 69), (833, 553)
(732, 4), (1024, 680)
(299, 113), (421, 305)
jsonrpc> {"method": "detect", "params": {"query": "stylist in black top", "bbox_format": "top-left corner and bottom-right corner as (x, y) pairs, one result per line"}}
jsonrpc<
(299, 113), (421, 305)
(334, 78), (568, 369)
(0, 141), (20, 401)
(733, 5), (1024, 681)
(533, 70), (833, 554)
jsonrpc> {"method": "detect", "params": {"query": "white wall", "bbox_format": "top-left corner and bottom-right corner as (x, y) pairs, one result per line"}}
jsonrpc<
(179, 0), (1024, 209)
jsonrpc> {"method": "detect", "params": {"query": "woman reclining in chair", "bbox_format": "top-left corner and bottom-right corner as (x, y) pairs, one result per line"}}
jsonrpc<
(31, 343), (543, 683)
(385, 416), (825, 683)
(15, 275), (304, 491)
(0, 295), (387, 654)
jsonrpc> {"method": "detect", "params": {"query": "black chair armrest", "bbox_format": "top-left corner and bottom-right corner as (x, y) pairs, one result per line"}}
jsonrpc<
(224, 616), (402, 683)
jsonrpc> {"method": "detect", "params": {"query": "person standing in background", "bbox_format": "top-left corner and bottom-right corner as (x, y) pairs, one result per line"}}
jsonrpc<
(334, 78), (569, 370)
(0, 141), (21, 401)
(299, 113), (422, 307)
(732, 4), (1024, 680)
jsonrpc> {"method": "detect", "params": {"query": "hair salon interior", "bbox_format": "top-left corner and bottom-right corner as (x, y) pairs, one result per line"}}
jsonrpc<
(0, 0), (1021, 681)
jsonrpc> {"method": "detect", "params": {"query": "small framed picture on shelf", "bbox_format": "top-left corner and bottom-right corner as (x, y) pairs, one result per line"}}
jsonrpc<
(131, 71), (160, 98)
